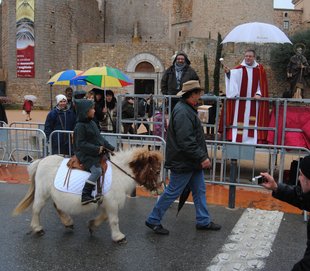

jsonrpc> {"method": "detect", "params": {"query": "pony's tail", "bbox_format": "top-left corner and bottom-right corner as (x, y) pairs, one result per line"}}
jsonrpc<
(12, 159), (41, 216)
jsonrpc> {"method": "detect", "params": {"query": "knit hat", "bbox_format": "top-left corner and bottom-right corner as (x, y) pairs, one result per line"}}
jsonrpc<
(300, 155), (310, 180)
(55, 94), (67, 105)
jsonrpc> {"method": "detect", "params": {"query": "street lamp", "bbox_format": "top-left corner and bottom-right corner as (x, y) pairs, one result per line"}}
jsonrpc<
(48, 69), (53, 110)
(155, 65), (160, 94)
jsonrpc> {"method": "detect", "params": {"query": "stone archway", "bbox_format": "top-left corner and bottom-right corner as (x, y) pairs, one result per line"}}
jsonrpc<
(126, 53), (164, 95)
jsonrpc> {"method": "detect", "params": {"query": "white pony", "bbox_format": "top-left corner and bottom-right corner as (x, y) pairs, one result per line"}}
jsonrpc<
(13, 148), (163, 244)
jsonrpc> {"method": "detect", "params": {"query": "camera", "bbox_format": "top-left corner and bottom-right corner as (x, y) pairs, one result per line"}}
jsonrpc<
(252, 175), (266, 185)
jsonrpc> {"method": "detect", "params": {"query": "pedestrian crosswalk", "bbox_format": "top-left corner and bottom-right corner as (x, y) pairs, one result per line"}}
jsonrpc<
(207, 208), (283, 271)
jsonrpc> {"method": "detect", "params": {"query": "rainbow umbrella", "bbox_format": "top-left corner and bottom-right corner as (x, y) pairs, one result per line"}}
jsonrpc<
(74, 66), (133, 88)
(47, 69), (87, 86)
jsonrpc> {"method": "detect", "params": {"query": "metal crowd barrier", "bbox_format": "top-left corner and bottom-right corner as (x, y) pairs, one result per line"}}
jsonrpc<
(10, 121), (45, 130)
(49, 130), (167, 185)
(0, 126), (47, 166)
(116, 94), (169, 138)
(48, 130), (75, 157)
(2, 95), (310, 215)
(204, 141), (310, 217)
(0, 121), (7, 127)
(204, 140), (310, 184)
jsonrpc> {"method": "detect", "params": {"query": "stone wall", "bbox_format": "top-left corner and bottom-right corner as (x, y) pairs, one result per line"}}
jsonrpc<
(189, 0), (274, 40)
(2, 0), (103, 108)
(172, 0), (193, 23)
(78, 38), (237, 97)
(293, 0), (310, 25)
(78, 42), (175, 94)
(274, 9), (303, 36)
(104, 0), (170, 44)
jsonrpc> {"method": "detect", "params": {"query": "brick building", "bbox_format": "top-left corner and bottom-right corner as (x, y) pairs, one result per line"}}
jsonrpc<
(0, 0), (309, 108)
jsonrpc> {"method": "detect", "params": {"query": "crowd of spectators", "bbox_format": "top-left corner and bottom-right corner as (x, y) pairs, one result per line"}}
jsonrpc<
(42, 87), (168, 156)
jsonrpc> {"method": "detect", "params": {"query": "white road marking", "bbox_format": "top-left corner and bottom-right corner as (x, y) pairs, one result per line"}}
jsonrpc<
(207, 208), (284, 271)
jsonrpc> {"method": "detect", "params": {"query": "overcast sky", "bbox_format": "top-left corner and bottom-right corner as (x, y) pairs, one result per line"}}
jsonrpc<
(274, 0), (294, 9)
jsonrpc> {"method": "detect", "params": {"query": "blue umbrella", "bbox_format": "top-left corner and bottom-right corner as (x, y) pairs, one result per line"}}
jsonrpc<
(47, 69), (88, 86)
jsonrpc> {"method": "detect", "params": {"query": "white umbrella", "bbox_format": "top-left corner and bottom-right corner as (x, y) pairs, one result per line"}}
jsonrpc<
(24, 94), (37, 102)
(222, 22), (292, 44)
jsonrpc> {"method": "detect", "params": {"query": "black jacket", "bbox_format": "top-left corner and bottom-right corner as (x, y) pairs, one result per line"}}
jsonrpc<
(165, 99), (209, 172)
(121, 100), (134, 119)
(161, 52), (199, 95)
(273, 184), (310, 271)
(73, 99), (114, 170)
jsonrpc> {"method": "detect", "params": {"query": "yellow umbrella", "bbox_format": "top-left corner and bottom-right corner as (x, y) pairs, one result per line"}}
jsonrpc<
(47, 69), (86, 86)
(74, 66), (133, 88)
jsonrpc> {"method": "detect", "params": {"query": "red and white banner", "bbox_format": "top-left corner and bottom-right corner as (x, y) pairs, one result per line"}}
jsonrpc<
(16, 0), (35, 78)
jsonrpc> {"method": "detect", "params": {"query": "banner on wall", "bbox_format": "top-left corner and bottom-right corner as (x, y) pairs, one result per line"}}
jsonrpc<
(16, 0), (35, 78)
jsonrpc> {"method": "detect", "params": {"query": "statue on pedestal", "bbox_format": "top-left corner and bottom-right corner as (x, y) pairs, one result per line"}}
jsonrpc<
(287, 43), (310, 98)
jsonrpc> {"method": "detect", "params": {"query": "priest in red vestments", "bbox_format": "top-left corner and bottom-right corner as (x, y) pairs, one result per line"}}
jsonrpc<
(219, 49), (269, 144)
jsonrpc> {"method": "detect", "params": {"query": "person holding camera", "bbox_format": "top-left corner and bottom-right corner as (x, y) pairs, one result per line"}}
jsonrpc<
(260, 155), (310, 271)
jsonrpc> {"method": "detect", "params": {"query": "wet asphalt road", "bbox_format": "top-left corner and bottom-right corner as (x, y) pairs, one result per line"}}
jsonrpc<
(0, 183), (306, 271)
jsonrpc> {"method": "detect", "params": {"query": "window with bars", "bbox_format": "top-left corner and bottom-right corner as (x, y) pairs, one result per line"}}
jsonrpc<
(283, 21), (290, 30)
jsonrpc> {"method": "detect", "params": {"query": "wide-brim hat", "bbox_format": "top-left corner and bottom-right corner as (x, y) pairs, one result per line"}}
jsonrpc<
(176, 80), (203, 97)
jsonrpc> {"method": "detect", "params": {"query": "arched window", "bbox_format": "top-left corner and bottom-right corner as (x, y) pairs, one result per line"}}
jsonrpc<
(135, 61), (155, 73)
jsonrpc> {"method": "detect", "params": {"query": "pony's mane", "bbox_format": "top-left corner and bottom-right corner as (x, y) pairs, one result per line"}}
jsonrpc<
(110, 147), (163, 191)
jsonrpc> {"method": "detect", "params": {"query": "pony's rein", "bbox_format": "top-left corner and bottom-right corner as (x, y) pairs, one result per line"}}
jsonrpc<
(102, 147), (136, 181)
(102, 147), (160, 195)
(108, 158), (136, 181)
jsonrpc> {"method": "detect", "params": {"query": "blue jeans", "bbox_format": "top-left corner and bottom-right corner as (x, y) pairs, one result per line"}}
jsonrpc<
(146, 169), (211, 226)
(87, 165), (102, 185)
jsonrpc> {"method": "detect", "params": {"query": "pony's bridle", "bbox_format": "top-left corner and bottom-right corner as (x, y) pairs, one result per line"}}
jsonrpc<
(102, 146), (161, 194)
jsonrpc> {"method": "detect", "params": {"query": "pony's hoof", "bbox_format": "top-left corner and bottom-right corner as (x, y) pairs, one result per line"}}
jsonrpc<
(65, 225), (74, 230)
(115, 237), (127, 245)
(36, 229), (45, 236)
(88, 220), (97, 235)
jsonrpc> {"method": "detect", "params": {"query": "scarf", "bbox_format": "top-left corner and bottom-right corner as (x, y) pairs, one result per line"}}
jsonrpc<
(175, 63), (186, 90)
(56, 105), (68, 111)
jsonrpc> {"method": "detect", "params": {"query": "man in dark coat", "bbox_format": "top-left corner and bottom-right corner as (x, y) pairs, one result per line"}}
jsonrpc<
(261, 155), (310, 271)
(145, 80), (221, 235)
(74, 99), (115, 205)
(161, 52), (199, 110)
